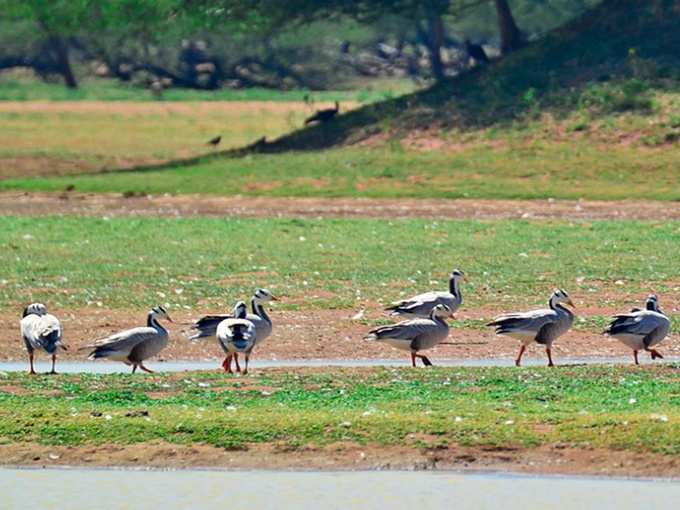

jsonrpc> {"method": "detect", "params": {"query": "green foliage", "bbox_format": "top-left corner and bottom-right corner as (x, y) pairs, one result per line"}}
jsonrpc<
(578, 80), (655, 114)
(1, 216), (679, 316)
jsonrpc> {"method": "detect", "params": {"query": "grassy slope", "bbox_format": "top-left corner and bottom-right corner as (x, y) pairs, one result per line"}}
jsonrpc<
(2, 1), (679, 199)
(1, 216), (678, 325)
(1, 366), (680, 454)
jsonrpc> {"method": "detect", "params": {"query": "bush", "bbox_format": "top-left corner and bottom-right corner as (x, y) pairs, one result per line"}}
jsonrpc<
(578, 79), (654, 114)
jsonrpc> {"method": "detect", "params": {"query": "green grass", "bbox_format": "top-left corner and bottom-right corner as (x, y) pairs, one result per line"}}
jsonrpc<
(1, 366), (680, 454)
(4, 141), (678, 200)
(1, 216), (679, 320)
(0, 76), (413, 103)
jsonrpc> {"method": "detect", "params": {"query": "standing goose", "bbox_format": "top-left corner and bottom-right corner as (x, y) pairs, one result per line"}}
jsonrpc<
(216, 301), (257, 374)
(487, 289), (575, 367)
(366, 304), (452, 367)
(20, 303), (66, 375)
(188, 288), (277, 343)
(83, 305), (172, 373)
(386, 269), (466, 319)
(604, 294), (670, 365)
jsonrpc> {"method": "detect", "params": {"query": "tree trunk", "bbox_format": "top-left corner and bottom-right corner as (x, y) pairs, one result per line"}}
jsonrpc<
(51, 36), (78, 88)
(417, 7), (446, 81)
(494, 0), (523, 54)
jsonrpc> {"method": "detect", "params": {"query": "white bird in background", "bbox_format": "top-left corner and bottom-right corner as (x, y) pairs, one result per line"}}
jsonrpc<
(20, 303), (66, 375)
(386, 269), (466, 319)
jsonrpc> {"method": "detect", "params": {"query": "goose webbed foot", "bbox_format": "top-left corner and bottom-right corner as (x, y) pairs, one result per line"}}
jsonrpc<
(139, 363), (154, 374)
(649, 349), (664, 360)
(419, 355), (433, 367)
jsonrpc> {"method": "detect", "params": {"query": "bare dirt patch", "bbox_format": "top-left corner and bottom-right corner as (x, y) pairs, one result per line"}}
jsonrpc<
(3, 192), (680, 220)
(1, 440), (679, 477)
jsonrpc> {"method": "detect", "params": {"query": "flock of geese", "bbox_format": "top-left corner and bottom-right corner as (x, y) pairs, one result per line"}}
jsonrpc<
(19, 269), (673, 374)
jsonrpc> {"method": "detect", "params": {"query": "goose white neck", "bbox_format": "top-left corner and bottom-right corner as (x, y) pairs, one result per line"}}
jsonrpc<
(251, 298), (271, 324)
(449, 276), (461, 298)
(147, 313), (167, 332)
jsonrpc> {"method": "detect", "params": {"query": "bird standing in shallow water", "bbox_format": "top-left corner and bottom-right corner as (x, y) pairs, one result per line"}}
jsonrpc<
(366, 304), (453, 367)
(83, 305), (172, 373)
(604, 294), (670, 365)
(487, 289), (575, 367)
(20, 303), (66, 375)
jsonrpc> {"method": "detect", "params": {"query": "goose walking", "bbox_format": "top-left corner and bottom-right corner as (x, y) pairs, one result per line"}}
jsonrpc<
(386, 269), (466, 319)
(188, 288), (276, 343)
(216, 301), (257, 374)
(366, 304), (452, 367)
(20, 303), (66, 375)
(487, 289), (575, 367)
(603, 295), (670, 365)
(83, 305), (172, 373)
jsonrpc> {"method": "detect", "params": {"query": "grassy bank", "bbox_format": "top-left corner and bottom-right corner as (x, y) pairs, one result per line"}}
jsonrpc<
(4, 141), (678, 200)
(0, 216), (678, 318)
(0, 366), (679, 456)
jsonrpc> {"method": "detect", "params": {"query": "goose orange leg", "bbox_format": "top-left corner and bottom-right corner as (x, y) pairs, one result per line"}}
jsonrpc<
(138, 363), (154, 374)
(233, 353), (242, 373)
(633, 350), (639, 365)
(515, 345), (526, 367)
(222, 354), (233, 373)
(648, 349), (663, 360)
(49, 354), (57, 375)
(546, 348), (554, 367)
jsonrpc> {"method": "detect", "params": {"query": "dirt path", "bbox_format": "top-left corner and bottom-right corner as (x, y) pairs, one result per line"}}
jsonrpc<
(2, 191), (680, 220)
(2, 308), (677, 365)
(2, 441), (679, 478)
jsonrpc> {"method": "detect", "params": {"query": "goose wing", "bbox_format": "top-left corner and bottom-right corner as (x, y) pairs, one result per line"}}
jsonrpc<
(386, 292), (453, 315)
(216, 318), (257, 352)
(367, 318), (435, 341)
(605, 311), (668, 338)
(84, 327), (158, 360)
(487, 308), (558, 336)
(188, 314), (232, 341)
(21, 314), (63, 353)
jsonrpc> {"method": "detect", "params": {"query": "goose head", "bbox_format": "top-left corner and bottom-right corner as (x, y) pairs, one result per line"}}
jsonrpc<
(645, 294), (659, 312)
(232, 300), (248, 319)
(23, 303), (47, 317)
(431, 304), (453, 320)
(254, 288), (278, 303)
(549, 289), (575, 309)
(151, 304), (173, 322)
(451, 269), (467, 282)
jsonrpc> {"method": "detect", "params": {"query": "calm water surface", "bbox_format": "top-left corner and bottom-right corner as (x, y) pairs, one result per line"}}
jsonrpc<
(1, 468), (679, 510)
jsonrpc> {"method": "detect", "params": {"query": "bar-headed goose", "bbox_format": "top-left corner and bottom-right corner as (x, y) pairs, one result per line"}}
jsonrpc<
(84, 305), (172, 373)
(487, 289), (575, 367)
(386, 269), (466, 319)
(216, 301), (257, 374)
(20, 303), (66, 374)
(188, 288), (276, 343)
(604, 294), (670, 365)
(366, 303), (452, 367)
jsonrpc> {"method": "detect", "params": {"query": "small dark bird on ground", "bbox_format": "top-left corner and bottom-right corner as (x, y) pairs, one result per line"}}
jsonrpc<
(465, 40), (489, 65)
(207, 135), (221, 147)
(304, 101), (340, 125)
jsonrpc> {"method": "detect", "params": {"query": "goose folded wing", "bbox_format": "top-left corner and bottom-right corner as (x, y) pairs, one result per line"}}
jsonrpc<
(370, 319), (435, 340)
(86, 327), (157, 357)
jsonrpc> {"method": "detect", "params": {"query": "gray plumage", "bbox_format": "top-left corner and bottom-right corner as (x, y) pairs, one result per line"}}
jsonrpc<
(487, 289), (575, 367)
(83, 305), (172, 373)
(604, 294), (670, 364)
(366, 304), (452, 367)
(386, 269), (466, 319)
(188, 288), (276, 343)
(20, 303), (65, 374)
